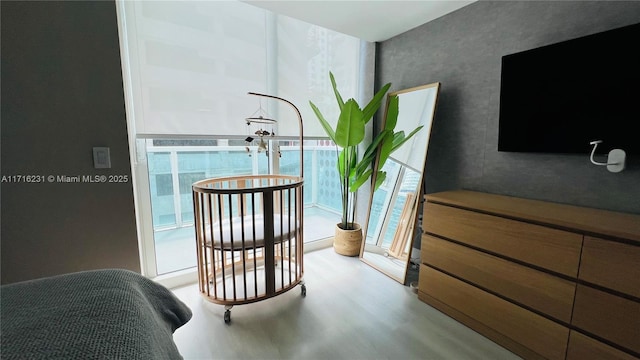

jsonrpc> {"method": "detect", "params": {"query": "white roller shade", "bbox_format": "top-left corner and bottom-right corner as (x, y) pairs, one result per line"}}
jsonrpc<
(118, 0), (362, 139)
(274, 16), (360, 137)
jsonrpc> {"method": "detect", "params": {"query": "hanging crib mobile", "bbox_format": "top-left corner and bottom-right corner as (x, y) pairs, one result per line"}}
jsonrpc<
(244, 102), (277, 157)
(192, 92), (305, 324)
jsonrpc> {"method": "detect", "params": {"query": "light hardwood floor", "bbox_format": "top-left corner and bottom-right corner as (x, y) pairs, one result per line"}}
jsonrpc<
(171, 247), (521, 360)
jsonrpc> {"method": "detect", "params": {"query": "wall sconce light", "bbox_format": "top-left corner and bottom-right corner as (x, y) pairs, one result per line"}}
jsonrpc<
(589, 140), (625, 173)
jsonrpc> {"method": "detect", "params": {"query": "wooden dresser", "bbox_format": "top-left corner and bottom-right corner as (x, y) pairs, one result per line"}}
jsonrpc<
(419, 190), (640, 360)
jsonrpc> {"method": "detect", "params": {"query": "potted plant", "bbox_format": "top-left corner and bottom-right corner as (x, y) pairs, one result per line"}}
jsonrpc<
(310, 72), (423, 256)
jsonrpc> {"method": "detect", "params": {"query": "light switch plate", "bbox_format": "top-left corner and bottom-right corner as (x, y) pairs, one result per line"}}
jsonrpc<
(93, 147), (111, 169)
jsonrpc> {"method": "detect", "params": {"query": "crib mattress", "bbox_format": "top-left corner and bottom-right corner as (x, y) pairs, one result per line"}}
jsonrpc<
(203, 213), (298, 250)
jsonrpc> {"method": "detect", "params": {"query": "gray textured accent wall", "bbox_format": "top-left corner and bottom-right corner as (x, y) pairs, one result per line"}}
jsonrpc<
(377, 1), (640, 214)
(1, 1), (140, 284)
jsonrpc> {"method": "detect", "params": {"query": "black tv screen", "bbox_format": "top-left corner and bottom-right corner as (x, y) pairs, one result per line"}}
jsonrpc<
(498, 23), (640, 154)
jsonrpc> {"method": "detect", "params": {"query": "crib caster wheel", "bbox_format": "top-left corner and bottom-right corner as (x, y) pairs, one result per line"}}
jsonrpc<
(224, 310), (231, 324)
(301, 284), (307, 297)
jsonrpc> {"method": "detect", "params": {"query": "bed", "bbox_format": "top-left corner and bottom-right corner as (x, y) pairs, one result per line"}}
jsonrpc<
(0, 269), (192, 360)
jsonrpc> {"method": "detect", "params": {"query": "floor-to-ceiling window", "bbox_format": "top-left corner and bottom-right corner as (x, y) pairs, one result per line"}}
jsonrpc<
(117, 0), (365, 279)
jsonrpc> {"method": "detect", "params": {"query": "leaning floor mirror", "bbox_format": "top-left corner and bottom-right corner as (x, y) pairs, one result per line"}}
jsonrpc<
(360, 82), (441, 284)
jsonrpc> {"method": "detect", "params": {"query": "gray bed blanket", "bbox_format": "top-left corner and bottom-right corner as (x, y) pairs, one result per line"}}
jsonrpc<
(1, 269), (192, 359)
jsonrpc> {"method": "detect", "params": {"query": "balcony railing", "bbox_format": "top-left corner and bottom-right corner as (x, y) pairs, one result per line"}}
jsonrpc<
(146, 142), (342, 274)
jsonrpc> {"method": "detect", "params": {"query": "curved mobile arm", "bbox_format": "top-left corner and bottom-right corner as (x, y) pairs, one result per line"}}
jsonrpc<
(247, 92), (304, 178)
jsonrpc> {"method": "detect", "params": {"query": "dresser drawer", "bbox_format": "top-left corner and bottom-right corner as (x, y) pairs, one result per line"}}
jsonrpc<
(566, 331), (638, 360)
(572, 285), (640, 354)
(422, 234), (576, 323)
(423, 202), (582, 277)
(419, 265), (570, 360)
(579, 236), (640, 298)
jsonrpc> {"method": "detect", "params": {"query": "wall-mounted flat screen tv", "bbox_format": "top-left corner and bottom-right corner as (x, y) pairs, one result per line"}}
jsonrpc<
(498, 23), (640, 154)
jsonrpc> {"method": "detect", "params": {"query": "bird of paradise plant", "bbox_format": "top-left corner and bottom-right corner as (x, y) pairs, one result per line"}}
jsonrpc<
(310, 72), (423, 231)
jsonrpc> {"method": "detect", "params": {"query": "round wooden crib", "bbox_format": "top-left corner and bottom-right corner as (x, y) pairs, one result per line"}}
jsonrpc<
(192, 174), (305, 323)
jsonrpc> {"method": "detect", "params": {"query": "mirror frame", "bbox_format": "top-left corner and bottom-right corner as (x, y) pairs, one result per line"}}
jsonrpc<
(359, 82), (441, 284)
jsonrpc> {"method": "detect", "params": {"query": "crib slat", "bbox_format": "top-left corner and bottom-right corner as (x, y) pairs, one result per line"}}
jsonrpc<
(288, 188), (293, 286)
(238, 189), (248, 301)
(263, 190), (275, 295)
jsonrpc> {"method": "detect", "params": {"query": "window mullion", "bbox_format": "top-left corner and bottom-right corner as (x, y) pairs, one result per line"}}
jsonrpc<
(170, 150), (182, 227)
